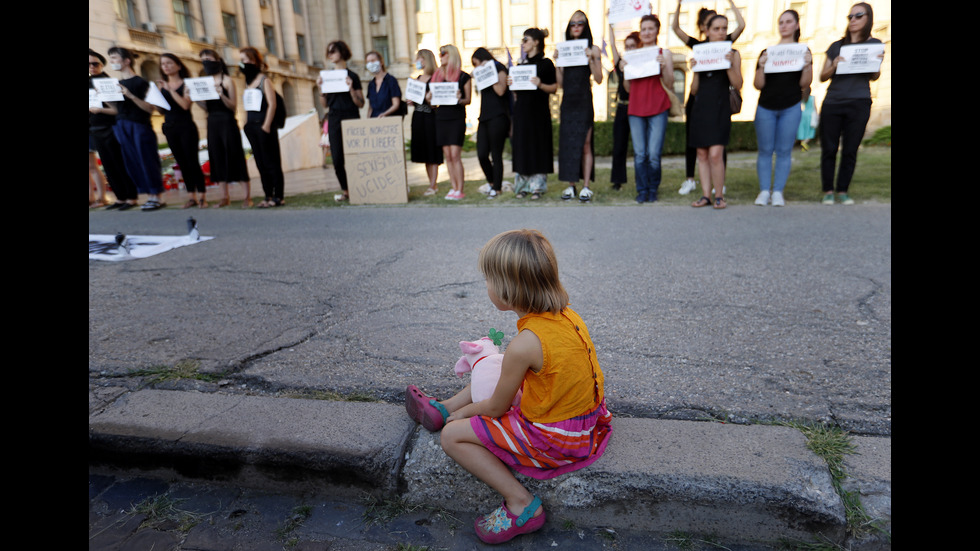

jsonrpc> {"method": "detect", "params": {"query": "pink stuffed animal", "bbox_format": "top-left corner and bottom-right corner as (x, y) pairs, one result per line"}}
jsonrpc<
(454, 331), (522, 407)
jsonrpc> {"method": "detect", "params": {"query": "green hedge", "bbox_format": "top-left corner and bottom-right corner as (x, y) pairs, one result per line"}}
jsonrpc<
(499, 120), (758, 156)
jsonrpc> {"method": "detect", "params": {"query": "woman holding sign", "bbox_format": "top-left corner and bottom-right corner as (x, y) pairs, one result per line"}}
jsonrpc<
(240, 47), (285, 208)
(607, 26), (640, 191)
(318, 41), (364, 202)
(818, 2), (883, 205)
(471, 47), (510, 199)
(408, 49), (443, 196)
(106, 47), (166, 211)
(621, 14), (673, 204)
(752, 10), (812, 207)
(366, 51), (402, 119)
(556, 10), (602, 202)
(509, 28), (557, 200)
(157, 53), (208, 208)
(687, 15), (742, 210)
(430, 45), (471, 200)
(198, 49), (251, 208)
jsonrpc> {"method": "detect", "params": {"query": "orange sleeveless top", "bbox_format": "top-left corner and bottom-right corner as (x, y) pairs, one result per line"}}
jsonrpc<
(516, 307), (605, 423)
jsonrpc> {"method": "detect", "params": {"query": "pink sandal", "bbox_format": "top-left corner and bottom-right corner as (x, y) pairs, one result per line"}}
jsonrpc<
(475, 496), (545, 544)
(405, 385), (449, 432)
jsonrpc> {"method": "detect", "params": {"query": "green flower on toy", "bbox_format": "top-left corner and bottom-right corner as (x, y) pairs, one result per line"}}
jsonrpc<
(488, 328), (504, 346)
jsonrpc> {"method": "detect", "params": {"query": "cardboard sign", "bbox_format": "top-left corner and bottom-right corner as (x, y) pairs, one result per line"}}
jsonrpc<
(509, 65), (537, 90)
(429, 82), (459, 105)
(341, 117), (408, 205)
(692, 41), (732, 72)
(837, 43), (884, 75)
(473, 62), (500, 91)
(405, 78), (426, 103)
(186, 77), (220, 101)
(608, 0), (650, 25)
(555, 39), (589, 67)
(764, 43), (809, 73)
(92, 78), (123, 102)
(623, 46), (662, 80)
(319, 69), (350, 93)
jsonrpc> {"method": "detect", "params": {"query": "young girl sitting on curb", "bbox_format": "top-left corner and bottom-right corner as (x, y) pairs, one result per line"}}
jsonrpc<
(406, 228), (613, 544)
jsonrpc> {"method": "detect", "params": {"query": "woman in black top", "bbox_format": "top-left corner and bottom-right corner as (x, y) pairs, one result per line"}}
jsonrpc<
(507, 28), (557, 200)
(240, 47), (285, 208)
(107, 46), (166, 211)
(198, 49), (251, 208)
(317, 41), (365, 202)
(90, 48), (137, 210)
(817, 2), (884, 205)
(157, 53), (208, 208)
(408, 49), (443, 196)
(471, 47), (510, 199)
(607, 27), (640, 191)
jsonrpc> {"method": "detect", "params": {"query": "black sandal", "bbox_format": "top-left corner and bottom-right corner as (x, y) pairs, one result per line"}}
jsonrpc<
(692, 196), (711, 208)
(530, 192), (541, 200)
(516, 191), (528, 199)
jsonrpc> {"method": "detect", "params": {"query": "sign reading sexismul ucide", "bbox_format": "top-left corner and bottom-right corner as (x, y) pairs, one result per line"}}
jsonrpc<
(341, 117), (408, 204)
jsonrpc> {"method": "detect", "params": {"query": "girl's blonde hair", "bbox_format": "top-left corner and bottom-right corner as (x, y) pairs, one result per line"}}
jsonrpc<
(416, 49), (437, 75)
(432, 44), (461, 82)
(479, 229), (569, 314)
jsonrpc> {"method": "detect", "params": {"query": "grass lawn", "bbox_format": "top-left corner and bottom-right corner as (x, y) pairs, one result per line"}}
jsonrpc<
(286, 145), (890, 208)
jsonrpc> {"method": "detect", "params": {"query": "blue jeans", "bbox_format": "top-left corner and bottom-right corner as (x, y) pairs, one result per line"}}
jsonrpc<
(628, 111), (668, 201)
(754, 103), (802, 193)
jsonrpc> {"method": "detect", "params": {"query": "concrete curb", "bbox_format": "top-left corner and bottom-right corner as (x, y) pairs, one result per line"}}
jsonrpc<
(89, 387), (890, 549)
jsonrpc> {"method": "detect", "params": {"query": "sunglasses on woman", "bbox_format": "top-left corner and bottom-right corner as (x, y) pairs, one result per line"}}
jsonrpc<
(570, 21), (586, 27)
(847, 12), (866, 20)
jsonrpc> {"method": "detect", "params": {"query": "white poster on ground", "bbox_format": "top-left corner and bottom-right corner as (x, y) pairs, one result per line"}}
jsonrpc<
(89, 234), (214, 262)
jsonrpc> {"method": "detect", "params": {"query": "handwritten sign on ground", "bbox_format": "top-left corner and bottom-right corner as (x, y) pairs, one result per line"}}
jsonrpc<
(341, 117), (408, 204)
(764, 43), (809, 73)
(837, 43), (884, 75)
(692, 41), (732, 72)
(509, 65), (537, 90)
(623, 46), (662, 79)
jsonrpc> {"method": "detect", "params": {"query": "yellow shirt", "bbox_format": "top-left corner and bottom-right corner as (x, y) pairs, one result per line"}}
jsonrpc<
(517, 307), (605, 423)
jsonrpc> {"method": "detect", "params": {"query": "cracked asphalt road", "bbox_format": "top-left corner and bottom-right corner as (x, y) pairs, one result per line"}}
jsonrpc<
(89, 203), (890, 435)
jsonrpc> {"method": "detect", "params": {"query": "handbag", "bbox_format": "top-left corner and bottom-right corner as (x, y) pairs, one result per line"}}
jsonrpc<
(660, 78), (683, 117)
(729, 85), (742, 115)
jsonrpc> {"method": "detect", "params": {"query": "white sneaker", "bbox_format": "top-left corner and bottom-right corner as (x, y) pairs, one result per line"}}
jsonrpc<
(579, 187), (594, 202)
(561, 186), (576, 200)
(487, 189), (498, 199)
(478, 183), (492, 195)
(679, 179), (696, 195)
(771, 191), (785, 207)
(755, 190), (771, 206)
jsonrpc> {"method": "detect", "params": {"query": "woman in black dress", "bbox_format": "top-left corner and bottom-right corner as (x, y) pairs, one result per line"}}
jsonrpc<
(508, 28), (557, 200)
(688, 15), (742, 210)
(429, 44), (471, 200)
(408, 49), (443, 196)
(240, 47), (285, 208)
(157, 53), (208, 208)
(317, 41), (364, 202)
(606, 28), (640, 191)
(471, 47), (510, 199)
(556, 10), (603, 202)
(198, 49), (251, 208)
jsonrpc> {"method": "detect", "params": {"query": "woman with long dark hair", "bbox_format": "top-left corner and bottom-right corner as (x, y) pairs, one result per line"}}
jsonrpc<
(157, 53), (208, 208)
(818, 2), (884, 205)
(508, 28), (557, 200)
(240, 47), (285, 208)
(90, 48), (138, 210)
(471, 47), (510, 199)
(752, 11), (812, 207)
(316, 41), (364, 202)
(198, 49), (251, 208)
(556, 10), (603, 202)
(407, 49), (443, 196)
(606, 26), (640, 191)
(107, 46), (166, 210)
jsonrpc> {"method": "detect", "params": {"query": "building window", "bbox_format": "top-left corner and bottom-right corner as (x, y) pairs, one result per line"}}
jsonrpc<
(173, 0), (192, 37)
(510, 25), (527, 46)
(372, 36), (390, 67)
(417, 32), (436, 52)
(416, 0), (433, 12)
(370, 0), (386, 18)
(463, 29), (482, 49)
(264, 25), (278, 56)
(115, 0), (138, 28)
(462, 0), (479, 8)
(293, 0), (303, 14)
(672, 68), (685, 102)
(297, 34), (308, 62)
(222, 13), (240, 47)
(511, 0), (529, 4)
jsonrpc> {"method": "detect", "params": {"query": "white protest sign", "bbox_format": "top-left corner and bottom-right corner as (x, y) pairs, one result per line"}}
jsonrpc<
(473, 62), (500, 91)
(145, 81), (171, 110)
(692, 41), (732, 72)
(509, 65), (537, 90)
(764, 43), (809, 73)
(319, 69), (350, 93)
(555, 39), (589, 67)
(836, 43), (884, 75)
(243, 88), (262, 111)
(608, 0), (650, 25)
(186, 77), (220, 101)
(429, 82), (459, 105)
(93, 78), (123, 102)
(90, 88), (102, 109)
(623, 46), (662, 80)
(405, 78), (426, 104)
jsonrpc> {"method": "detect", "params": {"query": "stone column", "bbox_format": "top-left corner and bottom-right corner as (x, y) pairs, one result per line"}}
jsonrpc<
(241, 0), (265, 50)
(145, 0), (177, 33)
(199, 0), (226, 43)
(277, 0), (299, 60)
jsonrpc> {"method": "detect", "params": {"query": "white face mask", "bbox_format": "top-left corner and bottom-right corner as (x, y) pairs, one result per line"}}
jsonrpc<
(109, 63), (122, 71)
(415, 60), (423, 70)
(366, 61), (381, 73)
